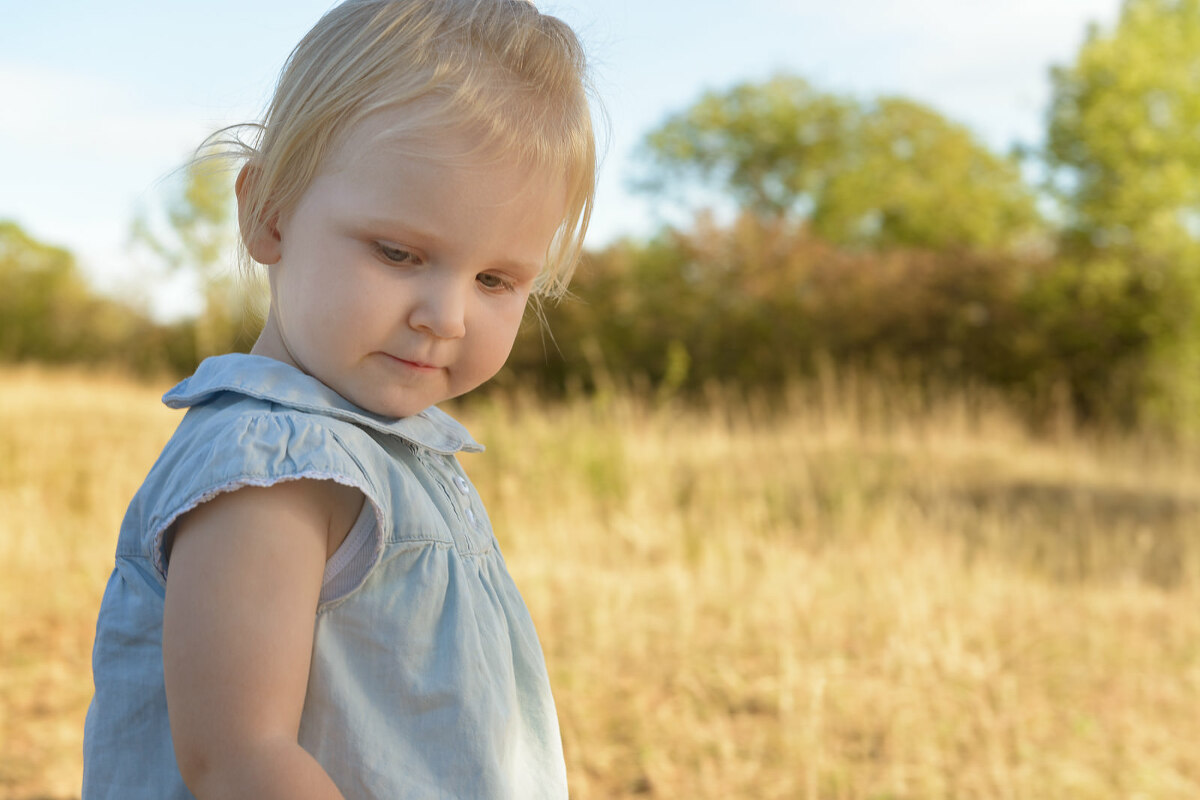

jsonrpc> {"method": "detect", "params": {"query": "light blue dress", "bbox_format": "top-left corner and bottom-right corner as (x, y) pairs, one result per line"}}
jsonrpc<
(83, 354), (568, 799)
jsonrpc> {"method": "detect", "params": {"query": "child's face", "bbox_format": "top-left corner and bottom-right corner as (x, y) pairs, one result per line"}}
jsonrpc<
(252, 112), (566, 418)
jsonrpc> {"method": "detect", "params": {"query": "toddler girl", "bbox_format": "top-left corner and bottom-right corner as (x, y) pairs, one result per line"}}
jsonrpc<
(82, 1), (596, 797)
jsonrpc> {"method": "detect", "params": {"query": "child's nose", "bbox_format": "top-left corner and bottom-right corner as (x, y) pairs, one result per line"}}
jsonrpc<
(408, 277), (468, 340)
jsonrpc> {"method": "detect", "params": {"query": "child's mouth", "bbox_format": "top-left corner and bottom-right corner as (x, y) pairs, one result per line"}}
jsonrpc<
(385, 353), (441, 372)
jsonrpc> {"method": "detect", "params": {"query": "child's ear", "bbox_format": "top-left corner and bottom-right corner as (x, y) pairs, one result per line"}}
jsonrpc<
(235, 162), (282, 265)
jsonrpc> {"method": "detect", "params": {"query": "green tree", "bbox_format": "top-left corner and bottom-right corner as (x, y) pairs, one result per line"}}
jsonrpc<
(0, 221), (91, 360)
(637, 74), (1041, 251)
(0, 220), (196, 373)
(1046, 0), (1200, 431)
(1047, 0), (1200, 254)
(132, 158), (258, 362)
(815, 98), (1040, 250)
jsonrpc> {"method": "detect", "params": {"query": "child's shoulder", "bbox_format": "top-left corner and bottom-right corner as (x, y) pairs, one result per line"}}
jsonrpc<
(156, 395), (377, 509)
(124, 358), (386, 577)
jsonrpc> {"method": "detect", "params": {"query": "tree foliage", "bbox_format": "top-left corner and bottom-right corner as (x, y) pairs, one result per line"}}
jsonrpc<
(0, 220), (195, 373)
(506, 215), (1162, 427)
(132, 158), (259, 361)
(1046, 0), (1200, 427)
(0, 221), (91, 361)
(638, 74), (1041, 251)
(1047, 0), (1200, 255)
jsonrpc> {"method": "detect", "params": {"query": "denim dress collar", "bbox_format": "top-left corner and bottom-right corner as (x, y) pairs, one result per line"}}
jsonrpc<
(163, 353), (484, 456)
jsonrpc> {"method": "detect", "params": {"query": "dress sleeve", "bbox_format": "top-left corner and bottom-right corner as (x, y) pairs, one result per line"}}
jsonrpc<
(140, 410), (383, 583)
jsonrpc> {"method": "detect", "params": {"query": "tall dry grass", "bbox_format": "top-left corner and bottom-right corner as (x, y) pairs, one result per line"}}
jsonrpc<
(1, 367), (1198, 799)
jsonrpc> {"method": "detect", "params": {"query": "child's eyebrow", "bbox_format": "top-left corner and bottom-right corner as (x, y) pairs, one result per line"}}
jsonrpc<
(357, 217), (433, 241)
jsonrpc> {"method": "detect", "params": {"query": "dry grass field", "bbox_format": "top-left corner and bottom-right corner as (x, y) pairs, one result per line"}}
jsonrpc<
(2, 366), (1199, 799)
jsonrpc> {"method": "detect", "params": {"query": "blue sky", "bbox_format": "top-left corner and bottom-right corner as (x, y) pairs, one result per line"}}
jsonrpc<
(1, 0), (1122, 317)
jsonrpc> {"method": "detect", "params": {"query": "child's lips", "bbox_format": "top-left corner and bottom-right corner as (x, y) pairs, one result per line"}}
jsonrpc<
(383, 353), (442, 371)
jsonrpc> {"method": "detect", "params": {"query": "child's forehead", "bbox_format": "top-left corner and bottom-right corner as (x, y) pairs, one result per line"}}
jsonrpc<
(326, 107), (502, 174)
(313, 109), (567, 212)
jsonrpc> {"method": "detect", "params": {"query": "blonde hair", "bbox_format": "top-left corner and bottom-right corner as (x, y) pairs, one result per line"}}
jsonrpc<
(206, 0), (597, 298)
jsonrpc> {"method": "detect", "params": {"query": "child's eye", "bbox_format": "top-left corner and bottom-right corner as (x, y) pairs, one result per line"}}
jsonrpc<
(477, 273), (515, 293)
(376, 243), (421, 266)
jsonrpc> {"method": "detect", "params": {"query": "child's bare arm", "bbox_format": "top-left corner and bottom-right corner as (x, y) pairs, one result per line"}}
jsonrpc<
(163, 479), (362, 800)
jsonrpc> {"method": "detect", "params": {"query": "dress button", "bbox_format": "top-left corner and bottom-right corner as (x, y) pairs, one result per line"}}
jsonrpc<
(466, 508), (477, 524)
(454, 476), (470, 495)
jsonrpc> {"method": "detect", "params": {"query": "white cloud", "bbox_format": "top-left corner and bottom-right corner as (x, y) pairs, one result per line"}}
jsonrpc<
(0, 62), (217, 160)
(775, 0), (1117, 46)
(0, 62), (243, 317)
(766, 0), (1123, 147)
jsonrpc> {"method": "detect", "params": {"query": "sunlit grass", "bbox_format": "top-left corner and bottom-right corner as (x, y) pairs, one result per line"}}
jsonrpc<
(0, 367), (181, 799)
(2, 367), (1198, 799)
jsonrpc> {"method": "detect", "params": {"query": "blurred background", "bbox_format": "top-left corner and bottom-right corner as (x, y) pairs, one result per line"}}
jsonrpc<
(3, 1), (1200, 798)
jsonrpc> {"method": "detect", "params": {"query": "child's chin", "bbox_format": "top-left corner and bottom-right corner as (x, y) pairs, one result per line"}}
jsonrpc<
(366, 392), (437, 419)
